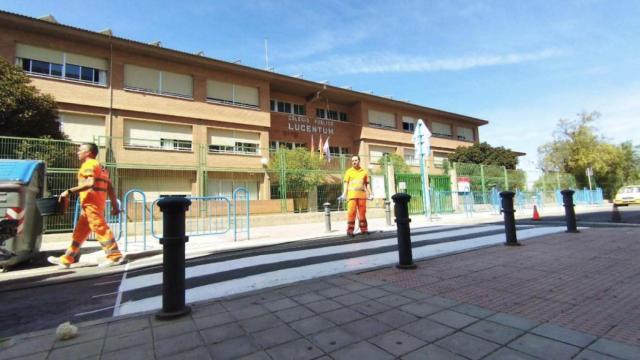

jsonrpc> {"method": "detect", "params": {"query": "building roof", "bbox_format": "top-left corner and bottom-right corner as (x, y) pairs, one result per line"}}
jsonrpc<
(0, 10), (489, 126)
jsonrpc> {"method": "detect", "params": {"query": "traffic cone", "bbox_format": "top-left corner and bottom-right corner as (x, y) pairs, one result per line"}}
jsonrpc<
(532, 205), (541, 221)
(611, 204), (622, 223)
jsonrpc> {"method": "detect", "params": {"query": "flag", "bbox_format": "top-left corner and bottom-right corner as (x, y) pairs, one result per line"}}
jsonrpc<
(310, 134), (314, 153)
(323, 137), (331, 161)
(318, 134), (323, 158)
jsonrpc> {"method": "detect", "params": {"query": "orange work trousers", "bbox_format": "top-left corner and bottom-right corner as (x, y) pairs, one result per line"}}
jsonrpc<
(347, 198), (368, 235)
(61, 203), (121, 265)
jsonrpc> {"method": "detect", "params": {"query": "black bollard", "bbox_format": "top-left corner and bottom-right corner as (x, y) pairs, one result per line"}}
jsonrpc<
(323, 202), (332, 232)
(561, 189), (579, 233)
(500, 191), (520, 246)
(392, 193), (417, 269)
(156, 196), (192, 320)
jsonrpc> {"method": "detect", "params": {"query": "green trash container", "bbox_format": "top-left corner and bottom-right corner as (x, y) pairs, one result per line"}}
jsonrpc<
(0, 160), (46, 270)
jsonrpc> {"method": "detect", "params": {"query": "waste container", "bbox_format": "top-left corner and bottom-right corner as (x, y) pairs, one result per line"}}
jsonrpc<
(0, 160), (46, 270)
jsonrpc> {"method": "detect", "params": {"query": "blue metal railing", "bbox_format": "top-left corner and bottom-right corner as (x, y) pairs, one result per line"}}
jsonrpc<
(150, 195), (231, 239)
(233, 187), (250, 241)
(122, 189), (148, 251)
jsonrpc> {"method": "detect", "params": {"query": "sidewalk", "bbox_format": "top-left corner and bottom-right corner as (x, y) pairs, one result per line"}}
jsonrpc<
(1, 226), (639, 359)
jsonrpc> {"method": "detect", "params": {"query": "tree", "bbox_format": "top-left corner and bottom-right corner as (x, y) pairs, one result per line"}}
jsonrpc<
(0, 57), (64, 139)
(447, 142), (519, 169)
(538, 111), (640, 197)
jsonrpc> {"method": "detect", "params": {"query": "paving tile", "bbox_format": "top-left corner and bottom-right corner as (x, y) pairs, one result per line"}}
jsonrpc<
(483, 347), (538, 360)
(230, 304), (269, 320)
(252, 292), (286, 305)
(305, 280), (334, 292)
(252, 324), (301, 349)
(200, 322), (245, 344)
(101, 344), (154, 360)
(486, 313), (539, 331)
(373, 309), (419, 328)
(402, 344), (467, 360)
(275, 305), (316, 323)
(340, 281), (372, 292)
(330, 341), (394, 360)
(193, 311), (235, 330)
(399, 289), (432, 300)
(400, 318), (456, 342)
(508, 333), (581, 360)
(0, 352), (48, 360)
(238, 313), (284, 333)
(154, 331), (203, 358)
(356, 287), (392, 299)
(322, 307), (366, 325)
(436, 332), (501, 360)
(53, 324), (107, 349)
(47, 338), (103, 360)
(428, 310), (478, 329)
(463, 320), (524, 345)
(333, 293), (369, 306)
(423, 296), (459, 308)
(574, 349), (623, 360)
(290, 316), (336, 336)
(291, 292), (326, 305)
(350, 299), (391, 316)
(278, 285), (312, 297)
(305, 299), (343, 314)
(263, 298), (299, 312)
(153, 318), (196, 340)
(317, 286), (351, 298)
(342, 317), (393, 340)
(371, 329), (425, 356)
(207, 335), (260, 360)
(309, 326), (359, 352)
(266, 338), (324, 360)
(191, 302), (226, 318)
(376, 294), (414, 307)
(159, 345), (212, 360)
(379, 283), (406, 294)
(400, 300), (445, 317)
(0, 333), (55, 359)
(103, 328), (152, 353)
(107, 317), (151, 336)
(588, 338), (640, 360)
(451, 303), (497, 319)
(531, 323), (597, 347)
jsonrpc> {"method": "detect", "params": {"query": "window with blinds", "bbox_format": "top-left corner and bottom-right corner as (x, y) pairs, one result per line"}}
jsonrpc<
(369, 145), (395, 164)
(402, 116), (416, 132)
(124, 119), (193, 151)
(124, 64), (192, 98)
(208, 128), (261, 155)
(457, 127), (475, 141)
(16, 43), (107, 85)
(368, 110), (396, 129)
(404, 148), (419, 166)
(59, 113), (105, 143)
(433, 151), (449, 168)
(207, 80), (259, 108)
(431, 121), (452, 138)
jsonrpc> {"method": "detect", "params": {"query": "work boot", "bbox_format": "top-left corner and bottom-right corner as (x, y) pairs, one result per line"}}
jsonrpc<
(98, 256), (126, 268)
(347, 231), (354, 237)
(47, 256), (70, 269)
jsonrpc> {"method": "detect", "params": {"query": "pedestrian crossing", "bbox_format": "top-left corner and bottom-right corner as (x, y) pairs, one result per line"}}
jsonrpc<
(114, 224), (567, 316)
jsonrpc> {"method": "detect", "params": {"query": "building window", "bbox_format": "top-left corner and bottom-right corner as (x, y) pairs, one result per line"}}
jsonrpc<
(404, 149), (419, 166)
(161, 138), (192, 152)
(329, 146), (349, 156)
(402, 116), (416, 132)
(433, 152), (449, 168)
(369, 145), (395, 164)
(431, 121), (453, 138)
(269, 141), (304, 151)
(316, 108), (326, 119)
(206, 79), (258, 108)
(327, 110), (338, 120)
(293, 104), (306, 115)
(16, 43), (107, 86)
(368, 110), (396, 129)
(457, 127), (475, 141)
(125, 64), (193, 98)
(339, 112), (348, 122)
(208, 128), (260, 155)
(271, 100), (305, 115)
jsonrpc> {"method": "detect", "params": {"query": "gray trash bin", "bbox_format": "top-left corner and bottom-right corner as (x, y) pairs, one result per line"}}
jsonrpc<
(0, 160), (46, 270)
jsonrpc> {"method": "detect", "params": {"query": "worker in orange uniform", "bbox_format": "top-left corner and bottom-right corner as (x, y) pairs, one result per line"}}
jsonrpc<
(48, 143), (124, 268)
(340, 155), (373, 237)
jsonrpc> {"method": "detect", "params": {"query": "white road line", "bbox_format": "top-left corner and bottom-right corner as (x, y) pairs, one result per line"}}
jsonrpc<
(116, 226), (564, 316)
(120, 225), (505, 292)
(74, 305), (114, 317)
(112, 262), (130, 317)
(91, 291), (118, 299)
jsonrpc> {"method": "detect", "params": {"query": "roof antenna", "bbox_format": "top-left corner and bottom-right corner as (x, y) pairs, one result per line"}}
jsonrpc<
(264, 38), (269, 71)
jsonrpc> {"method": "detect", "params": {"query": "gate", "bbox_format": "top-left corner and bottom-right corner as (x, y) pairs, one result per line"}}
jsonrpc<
(395, 174), (453, 215)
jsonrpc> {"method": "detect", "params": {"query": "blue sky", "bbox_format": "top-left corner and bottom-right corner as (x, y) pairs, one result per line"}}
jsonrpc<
(2, 0), (639, 180)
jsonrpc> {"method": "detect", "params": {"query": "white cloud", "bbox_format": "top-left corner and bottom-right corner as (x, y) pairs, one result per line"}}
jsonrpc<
(282, 48), (565, 75)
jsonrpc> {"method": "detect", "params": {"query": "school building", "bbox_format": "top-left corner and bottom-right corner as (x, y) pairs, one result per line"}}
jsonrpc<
(0, 10), (488, 204)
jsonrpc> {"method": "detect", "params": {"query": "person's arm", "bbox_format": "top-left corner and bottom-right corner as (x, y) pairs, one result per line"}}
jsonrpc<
(365, 175), (373, 200)
(59, 177), (94, 200)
